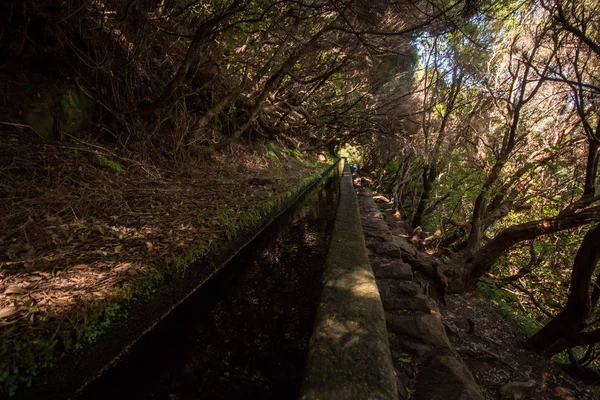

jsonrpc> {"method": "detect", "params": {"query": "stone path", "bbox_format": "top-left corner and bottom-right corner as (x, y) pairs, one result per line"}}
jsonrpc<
(355, 184), (484, 400)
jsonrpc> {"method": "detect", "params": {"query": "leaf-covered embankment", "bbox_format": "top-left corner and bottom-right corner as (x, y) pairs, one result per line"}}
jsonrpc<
(0, 133), (332, 396)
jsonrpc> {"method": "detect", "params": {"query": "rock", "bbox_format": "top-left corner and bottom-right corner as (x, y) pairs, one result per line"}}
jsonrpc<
(358, 187), (373, 197)
(364, 230), (392, 242)
(396, 373), (409, 399)
(392, 236), (418, 257)
(357, 182), (485, 400)
(364, 210), (383, 219)
(375, 261), (413, 280)
(25, 101), (54, 139)
(413, 355), (484, 400)
(25, 84), (93, 139)
(383, 295), (432, 313)
(499, 380), (536, 400)
(387, 313), (451, 348)
(362, 219), (389, 232)
(379, 280), (422, 297)
(374, 241), (402, 258)
(248, 176), (277, 186)
(59, 87), (94, 133)
(388, 332), (433, 356)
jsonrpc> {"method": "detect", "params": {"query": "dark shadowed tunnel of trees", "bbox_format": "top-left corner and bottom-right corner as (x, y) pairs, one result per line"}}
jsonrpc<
(3, 0), (600, 379)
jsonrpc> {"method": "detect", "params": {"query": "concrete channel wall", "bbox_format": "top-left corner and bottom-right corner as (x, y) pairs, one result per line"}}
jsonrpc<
(300, 164), (398, 400)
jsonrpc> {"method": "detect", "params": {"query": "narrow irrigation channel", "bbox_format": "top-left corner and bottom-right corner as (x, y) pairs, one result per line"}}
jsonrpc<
(77, 165), (342, 400)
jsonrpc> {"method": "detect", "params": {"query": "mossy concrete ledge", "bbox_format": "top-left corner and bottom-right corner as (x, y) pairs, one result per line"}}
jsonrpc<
(300, 164), (398, 400)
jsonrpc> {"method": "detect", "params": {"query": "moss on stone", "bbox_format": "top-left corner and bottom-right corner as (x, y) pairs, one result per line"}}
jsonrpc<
(23, 84), (93, 138)
(59, 87), (93, 133)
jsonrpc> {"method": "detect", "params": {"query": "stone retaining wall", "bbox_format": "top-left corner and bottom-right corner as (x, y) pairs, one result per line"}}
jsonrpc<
(356, 184), (484, 400)
(300, 166), (484, 400)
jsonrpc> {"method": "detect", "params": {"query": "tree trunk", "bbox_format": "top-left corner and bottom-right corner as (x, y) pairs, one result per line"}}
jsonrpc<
(142, 1), (244, 113)
(466, 192), (486, 251)
(412, 166), (435, 228)
(527, 224), (600, 354)
(526, 303), (585, 355)
(412, 71), (462, 229)
(215, 25), (329, 148)
(583, 140), (599, 199)
(460, 206), (600, 290)
(465, 155), (510, 252)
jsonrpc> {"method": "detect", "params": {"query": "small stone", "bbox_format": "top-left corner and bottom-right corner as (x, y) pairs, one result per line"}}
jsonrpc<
(413, 355), (484, 400)
(375, 261), (413, 280)
(386, 313), (451, 348)
(374, 242), (402, 258)
(393, 281), (422, 296)
(392, 236), (418, 257)
(383, 295), (432, 313)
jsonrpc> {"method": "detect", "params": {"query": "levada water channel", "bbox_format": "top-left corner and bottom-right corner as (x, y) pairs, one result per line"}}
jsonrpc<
(77, 162), (342, 400)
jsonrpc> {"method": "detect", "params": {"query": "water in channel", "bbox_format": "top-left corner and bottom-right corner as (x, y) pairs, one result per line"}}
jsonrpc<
(79, 165), (341, 400)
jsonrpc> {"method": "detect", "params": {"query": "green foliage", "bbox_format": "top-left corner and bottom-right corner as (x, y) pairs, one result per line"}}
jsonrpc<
(24, 85), (93, 139)
(0, 302), (129, 397)
(338, 144), (363, 163)
(385, 159), (400, 173)
(266, 150), (280, 161)
(0, 300), (132, 397)
(553, 347), (587, 366)
(280, 147), (303, 160)
(217, 204), (238, 239)
(81, 303), (125, 346)
(94, 155), (126, 174)
(477, 279), (544, 337)
(0, 337), (57, 397)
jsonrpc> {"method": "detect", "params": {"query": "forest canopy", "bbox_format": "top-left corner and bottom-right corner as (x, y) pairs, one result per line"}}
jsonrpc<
(363, 0), (600, 365)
